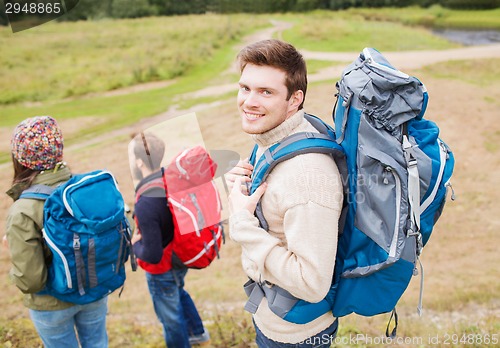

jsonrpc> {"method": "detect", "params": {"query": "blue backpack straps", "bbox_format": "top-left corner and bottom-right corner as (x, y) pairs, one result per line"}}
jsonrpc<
(19, 184), (55, 200)
(19, 184), (55, 297)
(249, 114), (345, 230)
(244, 114), (346, 324)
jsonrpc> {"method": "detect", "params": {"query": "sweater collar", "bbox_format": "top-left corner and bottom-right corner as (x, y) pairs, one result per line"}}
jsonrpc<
(251, 110), (305, 148)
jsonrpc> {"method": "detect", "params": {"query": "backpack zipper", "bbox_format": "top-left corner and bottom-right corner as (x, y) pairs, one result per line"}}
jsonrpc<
(362, 48), (409, 79)
(445, 180), (456, 201)
(420, 139), (448, 212)
(183, 224), (223, 266)
(385, 166), (402, 259)
(175, 148), (191, 178)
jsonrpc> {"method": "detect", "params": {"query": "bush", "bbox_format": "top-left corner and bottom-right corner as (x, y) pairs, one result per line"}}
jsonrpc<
(440, 0), (500, 9)
(112, 0), (158, 18)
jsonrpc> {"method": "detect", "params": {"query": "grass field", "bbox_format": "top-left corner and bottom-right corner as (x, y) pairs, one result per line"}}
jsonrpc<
(348, 6), (500, 30)
(0, 14), (269, 106)
(1, 8), (500, 348)
(278, 10), (460, 52)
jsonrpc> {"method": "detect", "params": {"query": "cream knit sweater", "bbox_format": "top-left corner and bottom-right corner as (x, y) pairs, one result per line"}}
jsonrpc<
(230, 110), (343, 343)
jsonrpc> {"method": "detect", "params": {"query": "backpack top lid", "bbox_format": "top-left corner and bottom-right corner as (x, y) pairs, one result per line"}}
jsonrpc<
(342, 47), (428, 132)
(164, 146), (217, 193)
(46, 170), (125, 232)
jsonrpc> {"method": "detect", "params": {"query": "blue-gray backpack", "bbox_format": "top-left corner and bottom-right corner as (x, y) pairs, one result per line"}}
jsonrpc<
(244, 48), (455, 333)
(20, 170), (136, 305)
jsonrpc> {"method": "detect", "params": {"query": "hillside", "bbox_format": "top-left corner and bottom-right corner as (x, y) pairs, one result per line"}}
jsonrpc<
(1, 15), (499, 348)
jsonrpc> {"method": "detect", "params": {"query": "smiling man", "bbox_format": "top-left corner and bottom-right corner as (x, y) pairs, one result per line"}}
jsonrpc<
(226, 39), (343, 347)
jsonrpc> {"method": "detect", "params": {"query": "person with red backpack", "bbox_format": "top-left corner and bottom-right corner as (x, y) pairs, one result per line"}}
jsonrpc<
(129, 132), (210, 347)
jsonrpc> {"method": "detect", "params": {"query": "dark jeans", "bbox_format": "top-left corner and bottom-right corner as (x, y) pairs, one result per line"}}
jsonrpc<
(146, 269), (204, 348)
(255, 318), (338, 348)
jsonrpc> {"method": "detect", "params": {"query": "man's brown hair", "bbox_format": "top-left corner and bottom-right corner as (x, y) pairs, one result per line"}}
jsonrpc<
(237, 39), (307, 109)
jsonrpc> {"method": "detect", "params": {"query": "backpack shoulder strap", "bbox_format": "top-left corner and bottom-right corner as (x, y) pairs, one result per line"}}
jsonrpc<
(19, 184), (55, 201)
(249, 115), (346, 231)
(135, 170), (167, 201)
(304, 113), (334, 137)
(243, 115), (347, 320)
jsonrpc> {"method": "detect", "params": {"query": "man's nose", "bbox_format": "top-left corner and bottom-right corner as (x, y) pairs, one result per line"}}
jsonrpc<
(243, 91), (260, 108)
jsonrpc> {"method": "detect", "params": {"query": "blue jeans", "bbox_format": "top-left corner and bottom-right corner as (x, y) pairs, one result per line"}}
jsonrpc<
(29, 297), (108, 348)
(146, 269), (204, 348)
(255, 318), (338, 348)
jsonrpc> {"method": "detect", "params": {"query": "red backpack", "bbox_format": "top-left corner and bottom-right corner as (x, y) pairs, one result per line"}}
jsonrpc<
(135, 146), (224, 270)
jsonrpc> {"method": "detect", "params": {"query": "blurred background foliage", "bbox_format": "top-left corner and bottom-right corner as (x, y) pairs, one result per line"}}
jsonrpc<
(1, 0), (499, 24)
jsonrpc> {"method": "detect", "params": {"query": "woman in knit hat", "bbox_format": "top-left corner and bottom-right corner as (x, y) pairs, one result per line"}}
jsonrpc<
(5, 116), (108, 348)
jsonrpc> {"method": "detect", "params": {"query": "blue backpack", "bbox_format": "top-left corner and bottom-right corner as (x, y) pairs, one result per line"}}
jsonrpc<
(20, 170), (135, 305)
(244, 48), (455, 332)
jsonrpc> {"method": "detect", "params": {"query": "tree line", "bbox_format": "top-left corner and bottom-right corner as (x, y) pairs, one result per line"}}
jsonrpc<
(65, 0), (500, 20)
(1, 0), (499, 26)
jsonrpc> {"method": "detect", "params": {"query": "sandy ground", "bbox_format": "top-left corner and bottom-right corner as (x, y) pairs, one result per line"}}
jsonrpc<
(0, 19), (499, 345)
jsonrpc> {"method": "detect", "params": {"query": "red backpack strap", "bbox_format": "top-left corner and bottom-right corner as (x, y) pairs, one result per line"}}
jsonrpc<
(135, 175), (167, 202)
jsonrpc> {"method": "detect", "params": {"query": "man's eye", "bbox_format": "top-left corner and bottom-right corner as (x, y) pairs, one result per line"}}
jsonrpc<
(240, 86), (249, 92)
(262, 90), (272, 95)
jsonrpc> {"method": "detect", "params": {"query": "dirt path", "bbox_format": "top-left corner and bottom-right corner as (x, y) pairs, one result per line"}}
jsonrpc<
(56, 19), (499, 169)
(175, 22), (500, 104)
(4, 20), (499, 159)
(301, 43), (500, 64)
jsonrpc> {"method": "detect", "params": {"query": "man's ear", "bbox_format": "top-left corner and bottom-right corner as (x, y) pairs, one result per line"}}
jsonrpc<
(135, 158), (144, 169)
(289, 90), (304, 110)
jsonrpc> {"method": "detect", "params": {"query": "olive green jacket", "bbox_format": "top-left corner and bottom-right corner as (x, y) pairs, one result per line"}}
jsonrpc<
(6, 166), (74, 310)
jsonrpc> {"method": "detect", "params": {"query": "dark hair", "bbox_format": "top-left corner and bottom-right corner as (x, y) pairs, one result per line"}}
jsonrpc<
(237, 39), (307, 109)
(12, 155), (38, 187)
(131, 132), (165, 171)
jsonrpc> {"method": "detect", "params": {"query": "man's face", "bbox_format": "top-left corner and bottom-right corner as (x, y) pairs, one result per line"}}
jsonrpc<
(128, 141), (144, 182)
(237, 63), (303, 135)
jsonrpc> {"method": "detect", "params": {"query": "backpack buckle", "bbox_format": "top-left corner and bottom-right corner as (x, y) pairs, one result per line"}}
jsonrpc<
(264, 280), (274, 288)
(73, 234), (81, 250)
(407, 157), (418, 168)
(405, 220), (418, 237)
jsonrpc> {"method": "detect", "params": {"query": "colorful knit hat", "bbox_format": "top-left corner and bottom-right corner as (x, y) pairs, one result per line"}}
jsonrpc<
(11, 116), (64, 171)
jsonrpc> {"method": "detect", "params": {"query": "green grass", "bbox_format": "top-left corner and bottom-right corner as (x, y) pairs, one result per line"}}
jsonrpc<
(306, 59), (346, 74)
(0, 318), (42, 348)
(5, 7), (497, 109)
(0, 16), (269, 148)
(418, 58), (500, 86)
(484, 130), (500, 153)
(347, 6), (500, 30)
(1, 14), (497, 163)
(175, 91), (236, 111)
(277, 10), (460, 52)
(0, 14), (268, 106)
